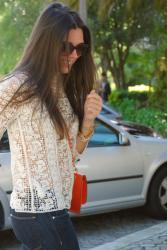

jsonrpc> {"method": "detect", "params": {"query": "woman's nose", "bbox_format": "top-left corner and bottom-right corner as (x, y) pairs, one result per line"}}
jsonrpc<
(70, 49), (78, 58)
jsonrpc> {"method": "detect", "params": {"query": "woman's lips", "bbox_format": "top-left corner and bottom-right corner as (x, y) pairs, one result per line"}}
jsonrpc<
(61, 58), (74, 66)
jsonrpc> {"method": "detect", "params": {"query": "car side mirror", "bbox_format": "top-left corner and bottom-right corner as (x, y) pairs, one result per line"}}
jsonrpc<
(118, 132), (130, 145)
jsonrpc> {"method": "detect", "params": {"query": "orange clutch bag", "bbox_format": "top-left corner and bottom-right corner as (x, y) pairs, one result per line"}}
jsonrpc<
(69, 172), (87, 213)
(67, 132), (88, 214)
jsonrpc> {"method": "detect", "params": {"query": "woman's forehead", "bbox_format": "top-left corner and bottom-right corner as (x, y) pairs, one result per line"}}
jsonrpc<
(64, 28), (84, 44)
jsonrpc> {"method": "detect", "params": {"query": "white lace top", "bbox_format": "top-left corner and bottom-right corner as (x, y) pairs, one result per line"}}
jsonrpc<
(0, 73), (79, 212)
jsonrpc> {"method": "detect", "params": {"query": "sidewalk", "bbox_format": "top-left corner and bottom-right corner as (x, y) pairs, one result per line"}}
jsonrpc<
(91, 221), (167, 250)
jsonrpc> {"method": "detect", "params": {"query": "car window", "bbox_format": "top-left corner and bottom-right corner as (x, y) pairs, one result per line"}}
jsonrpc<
(101, 107), (111, 115)
(88, 120), (119, 147)
(0, 122), (119, 151)
(0, 131), (10, 152)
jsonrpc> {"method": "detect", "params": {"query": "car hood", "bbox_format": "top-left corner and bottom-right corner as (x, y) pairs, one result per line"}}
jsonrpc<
(110, 120), (156, 137)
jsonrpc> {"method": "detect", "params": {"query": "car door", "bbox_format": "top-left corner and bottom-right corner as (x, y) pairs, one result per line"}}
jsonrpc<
(77, 118), (144, 211)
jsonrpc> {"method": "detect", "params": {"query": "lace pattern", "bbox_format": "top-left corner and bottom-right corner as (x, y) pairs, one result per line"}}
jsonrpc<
(0, 74), (79, 212)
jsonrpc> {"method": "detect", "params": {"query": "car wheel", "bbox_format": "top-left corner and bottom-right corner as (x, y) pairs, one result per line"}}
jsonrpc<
(147, 167), (167, 218)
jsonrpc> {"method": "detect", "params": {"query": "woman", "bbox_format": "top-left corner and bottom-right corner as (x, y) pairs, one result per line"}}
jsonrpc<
(0, 2), (102, 250)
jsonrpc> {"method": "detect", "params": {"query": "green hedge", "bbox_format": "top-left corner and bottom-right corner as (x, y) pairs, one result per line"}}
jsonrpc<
(109, 90), (149, 105)
(109, 90), (167, 137)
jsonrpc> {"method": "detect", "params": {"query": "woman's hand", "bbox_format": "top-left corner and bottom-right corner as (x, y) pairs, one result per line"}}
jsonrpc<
(76, 90), (102, 154)
(82, 90), (102, 128)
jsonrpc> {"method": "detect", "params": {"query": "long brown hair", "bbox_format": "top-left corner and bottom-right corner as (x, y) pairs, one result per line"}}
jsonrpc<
(7, 2), (96, 138)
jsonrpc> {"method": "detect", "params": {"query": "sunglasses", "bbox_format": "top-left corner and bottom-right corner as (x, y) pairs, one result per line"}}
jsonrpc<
(61, 42), (89, 56)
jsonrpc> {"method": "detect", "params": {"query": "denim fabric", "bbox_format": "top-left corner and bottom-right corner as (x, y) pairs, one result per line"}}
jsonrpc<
(10, 208), (80, 250)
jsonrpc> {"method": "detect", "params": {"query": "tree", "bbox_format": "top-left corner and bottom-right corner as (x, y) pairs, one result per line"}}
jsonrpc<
(154, 0), (167, 91)
(90, 0), (158, 89)
(0, 0), (51, 75)
(99, 0), (167, 92)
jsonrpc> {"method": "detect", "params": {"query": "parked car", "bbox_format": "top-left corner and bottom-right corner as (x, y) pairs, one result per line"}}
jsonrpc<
(113, 120), (157, 137)
(0, 114), (167, 230)
(102, 104), (157, 137)
(101, 104), (122, 121)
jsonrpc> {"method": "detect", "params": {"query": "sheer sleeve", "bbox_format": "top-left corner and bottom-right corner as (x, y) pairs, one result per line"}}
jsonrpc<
(0, 75), (22, 139)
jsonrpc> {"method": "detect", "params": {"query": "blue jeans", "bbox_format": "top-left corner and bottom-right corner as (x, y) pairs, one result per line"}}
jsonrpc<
(10, 208), (80, 250)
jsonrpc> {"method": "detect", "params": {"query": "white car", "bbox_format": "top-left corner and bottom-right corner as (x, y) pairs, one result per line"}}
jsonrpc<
(0, 114), (167, 230)
(102, 104), (157, 137)
(101, 104), (122, 120)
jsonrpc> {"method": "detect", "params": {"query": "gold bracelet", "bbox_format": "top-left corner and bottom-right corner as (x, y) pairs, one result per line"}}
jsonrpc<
(78, 129), (94, 142)
(81, 124), (95, 132)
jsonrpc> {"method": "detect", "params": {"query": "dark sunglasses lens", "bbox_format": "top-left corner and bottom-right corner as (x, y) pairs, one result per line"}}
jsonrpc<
(62, 42), (89, 56)
(76, 44), (89, 56)
(62, 42), (72, 54)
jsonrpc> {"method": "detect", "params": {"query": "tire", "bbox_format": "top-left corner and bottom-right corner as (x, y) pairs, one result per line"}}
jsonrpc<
(147, 167), (167, 219)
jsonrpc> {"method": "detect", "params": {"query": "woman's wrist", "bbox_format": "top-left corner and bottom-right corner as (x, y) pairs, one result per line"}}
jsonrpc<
(78, 119), (95, 142)
(81, 119), (95, 131)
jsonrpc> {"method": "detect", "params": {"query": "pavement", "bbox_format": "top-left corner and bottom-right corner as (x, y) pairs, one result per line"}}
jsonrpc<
(91, 221), (167, 250)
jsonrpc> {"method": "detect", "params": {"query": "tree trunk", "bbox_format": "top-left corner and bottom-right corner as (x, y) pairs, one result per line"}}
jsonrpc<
(103, 45), (129, 90)
(108, 57), (127, 89)
(118, 63), (127, 89)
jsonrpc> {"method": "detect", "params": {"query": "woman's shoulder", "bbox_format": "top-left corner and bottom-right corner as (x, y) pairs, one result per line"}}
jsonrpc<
(0, 71), (28, 93)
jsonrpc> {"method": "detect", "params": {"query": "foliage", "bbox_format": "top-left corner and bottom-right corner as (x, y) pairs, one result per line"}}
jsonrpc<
(125, 47), (158, 85)
(149, 89), (167, 112)
(0, 0), (166, 101)
(109, 90), (149, 105)
(0, 0), (51, 75)
(89, 0), (163, 89)
(109, 91), (167, 136)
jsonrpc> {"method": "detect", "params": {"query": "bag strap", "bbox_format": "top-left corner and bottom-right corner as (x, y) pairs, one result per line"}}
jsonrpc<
(66, 132), (77, 170)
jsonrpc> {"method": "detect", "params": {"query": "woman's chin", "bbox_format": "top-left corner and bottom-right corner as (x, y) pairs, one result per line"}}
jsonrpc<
(61, 67), (71, 74)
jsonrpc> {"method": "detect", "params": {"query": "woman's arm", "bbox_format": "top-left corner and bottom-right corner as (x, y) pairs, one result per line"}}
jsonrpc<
(76, 90), (102, 154)
(0, 75), (21, 139)
(76, 121), (94, 154)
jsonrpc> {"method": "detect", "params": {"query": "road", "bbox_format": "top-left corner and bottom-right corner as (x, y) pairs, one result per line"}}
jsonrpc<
(0, 207), (163, 250)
